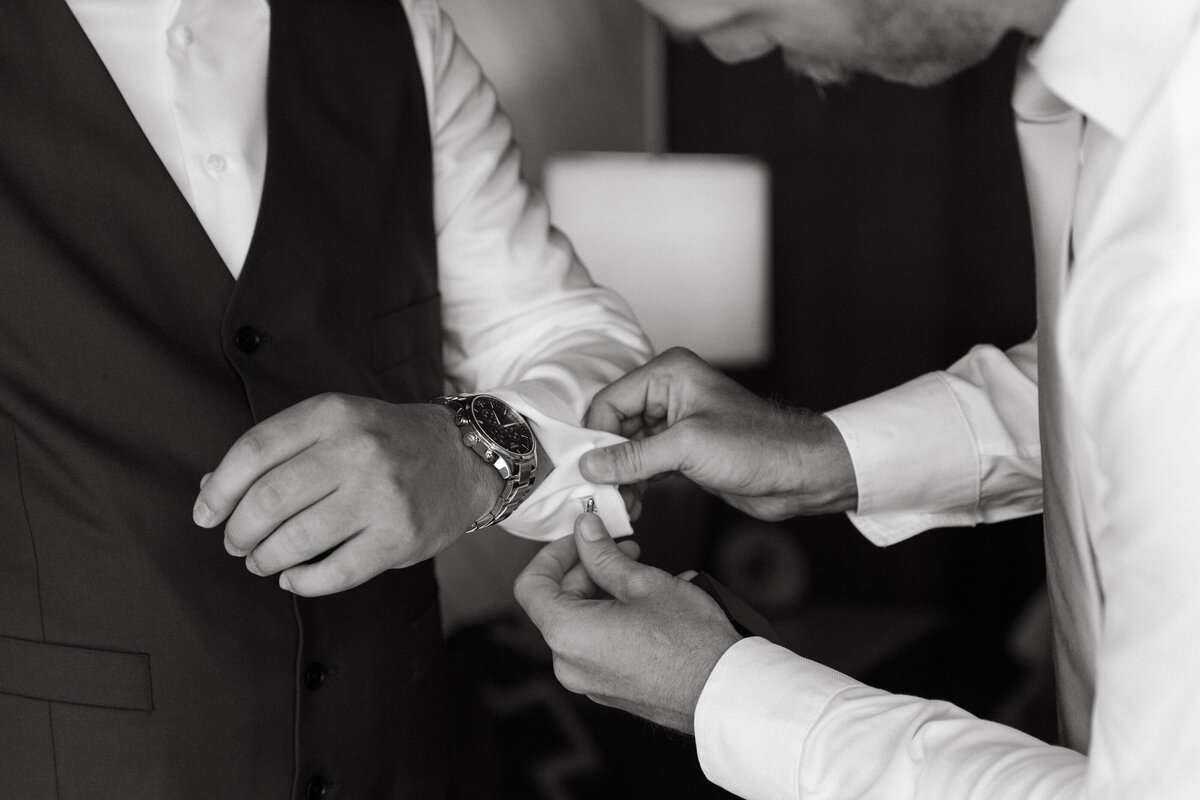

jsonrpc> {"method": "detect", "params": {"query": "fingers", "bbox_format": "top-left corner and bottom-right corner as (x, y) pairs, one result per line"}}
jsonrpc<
(573, 513), (654, 601)
(584, 359), (667, 437)
(618, 483), (647, 522)
(561, 538), (641, 598)
(275, 528), (383, 597)
(222, 445), (340, 557)
(579, 432), (683, 486)
(194, 398), (327, 528)
(513, 535), (581, 629)
(242, 490), (361, 576)
(584, 347), (708, 435)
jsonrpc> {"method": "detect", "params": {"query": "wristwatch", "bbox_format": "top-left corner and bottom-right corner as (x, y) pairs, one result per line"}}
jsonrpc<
(432, 394), (538, 532)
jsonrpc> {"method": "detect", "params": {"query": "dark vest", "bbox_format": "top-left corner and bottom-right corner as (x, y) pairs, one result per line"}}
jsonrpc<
(0, 1), (451, 797)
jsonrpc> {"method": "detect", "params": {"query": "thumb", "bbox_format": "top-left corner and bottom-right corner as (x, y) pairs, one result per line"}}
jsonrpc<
(580, 434), (678, 485)
(573, 513), (645, 600)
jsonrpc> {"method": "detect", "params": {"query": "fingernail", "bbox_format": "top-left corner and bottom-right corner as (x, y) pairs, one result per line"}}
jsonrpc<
(245, 555), (264, 576)
(199, 472), (212, 489)
(579, 512), (607, 542)
(279, 573), (293, 593)
(224, 537), (245, 557)
(580, 449), (608, 480)
(193, 499), (213, 527)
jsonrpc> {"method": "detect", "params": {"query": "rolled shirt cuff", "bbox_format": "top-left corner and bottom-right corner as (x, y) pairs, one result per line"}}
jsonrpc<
(825, 372), (982, 546)
(488, 385), (632, 541)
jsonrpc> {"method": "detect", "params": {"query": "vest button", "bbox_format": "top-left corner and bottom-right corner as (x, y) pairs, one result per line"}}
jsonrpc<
(234, 326), (263, 353)
(305, 776), (327, 799)
(304, 662), (326, 689)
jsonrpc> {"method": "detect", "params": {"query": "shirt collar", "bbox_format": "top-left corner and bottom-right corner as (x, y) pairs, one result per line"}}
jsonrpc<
(1019, 0), (1200, 138)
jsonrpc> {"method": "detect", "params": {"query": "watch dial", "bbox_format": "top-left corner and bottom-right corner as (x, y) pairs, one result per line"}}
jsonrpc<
(471, 396), (534, 455)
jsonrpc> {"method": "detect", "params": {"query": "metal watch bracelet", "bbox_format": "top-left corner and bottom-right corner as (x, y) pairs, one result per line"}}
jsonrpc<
(432, 394), (537, 533)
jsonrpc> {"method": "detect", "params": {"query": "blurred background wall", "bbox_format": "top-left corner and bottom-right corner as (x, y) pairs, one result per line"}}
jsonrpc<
(439, 0), (662, 180)
(433, 3), (1052, 797)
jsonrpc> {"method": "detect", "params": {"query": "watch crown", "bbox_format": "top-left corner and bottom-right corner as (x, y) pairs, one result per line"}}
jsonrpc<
(464, 432), (479, 445)
(484, 450), (496, 461)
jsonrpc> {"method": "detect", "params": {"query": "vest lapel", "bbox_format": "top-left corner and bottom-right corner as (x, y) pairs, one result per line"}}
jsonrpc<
(30, 1), (238, 300)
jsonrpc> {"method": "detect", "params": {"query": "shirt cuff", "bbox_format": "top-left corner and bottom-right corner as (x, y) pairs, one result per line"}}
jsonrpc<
(825, 372), (982, 546)
(488, 386), (632, 541)
(695, 637), (861, 800)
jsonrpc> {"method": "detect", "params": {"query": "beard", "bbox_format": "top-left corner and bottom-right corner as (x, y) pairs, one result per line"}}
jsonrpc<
(782, 50), (854, 86)
(783, 1), (1001, 88)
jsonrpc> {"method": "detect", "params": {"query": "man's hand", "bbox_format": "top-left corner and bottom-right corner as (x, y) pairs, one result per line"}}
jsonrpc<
(192, 393), (501, 596)
(581, 347), (858, 520)
(514, 512), (741, 734)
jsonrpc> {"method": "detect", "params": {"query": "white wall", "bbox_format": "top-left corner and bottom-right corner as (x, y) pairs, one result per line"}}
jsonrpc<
(438, 0), (661, 181)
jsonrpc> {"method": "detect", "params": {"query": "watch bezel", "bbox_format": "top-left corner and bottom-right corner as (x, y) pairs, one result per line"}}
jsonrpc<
(465, 394), (536, 459)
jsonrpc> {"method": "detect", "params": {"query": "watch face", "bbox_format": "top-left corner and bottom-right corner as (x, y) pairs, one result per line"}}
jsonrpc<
(470, 396), (534, 456)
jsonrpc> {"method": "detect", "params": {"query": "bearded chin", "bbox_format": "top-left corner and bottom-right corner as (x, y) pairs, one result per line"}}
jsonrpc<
(782, 51), (853, 86)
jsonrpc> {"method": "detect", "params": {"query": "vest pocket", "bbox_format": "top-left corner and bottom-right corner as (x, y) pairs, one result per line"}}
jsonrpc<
(370, 293), (443, 374)
(0, 635), (153, 711)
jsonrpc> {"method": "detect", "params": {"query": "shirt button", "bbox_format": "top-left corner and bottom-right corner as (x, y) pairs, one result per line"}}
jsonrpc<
(304, 662), (326, 690)
(177, 26), (194, 47)
(233, 326), (262, 353)
(205, 153), (227, 173)
(305, 776), (327, 799)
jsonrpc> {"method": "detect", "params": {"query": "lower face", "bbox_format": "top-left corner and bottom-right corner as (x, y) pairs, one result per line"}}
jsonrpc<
(701, 0), (1015, 87)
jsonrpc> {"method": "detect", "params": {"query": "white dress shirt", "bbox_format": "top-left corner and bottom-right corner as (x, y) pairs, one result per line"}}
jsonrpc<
(695, 0), (1200, 797)
(64, 0), (653, 540)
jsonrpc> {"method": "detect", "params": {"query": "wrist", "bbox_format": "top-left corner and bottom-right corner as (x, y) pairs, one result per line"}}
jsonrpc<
(684, 633), (741, 736)
(433, 402), (505, 529)
(790, 410), (859, 515)
(431, 394), (540, 532)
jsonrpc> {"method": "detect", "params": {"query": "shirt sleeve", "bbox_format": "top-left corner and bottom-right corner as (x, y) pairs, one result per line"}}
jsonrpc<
(824, 336), (1042, 546)
(695, 638), (1087, 800)
(699, 23), (1200, 800)
(695, 324), (1195, 800)
(401, 0), (654, 540)
(1053, 30), (1200, 793)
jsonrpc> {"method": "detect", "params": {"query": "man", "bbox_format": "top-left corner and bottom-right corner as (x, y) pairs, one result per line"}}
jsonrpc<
(0, 0), (650, 796)
(516, 0), (1200, 797)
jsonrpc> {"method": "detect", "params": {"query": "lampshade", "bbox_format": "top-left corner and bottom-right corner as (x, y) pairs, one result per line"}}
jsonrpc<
(543, 152), (771, 368)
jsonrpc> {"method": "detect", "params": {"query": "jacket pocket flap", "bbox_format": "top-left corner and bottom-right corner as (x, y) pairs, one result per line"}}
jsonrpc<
(0, 634), (153, 711)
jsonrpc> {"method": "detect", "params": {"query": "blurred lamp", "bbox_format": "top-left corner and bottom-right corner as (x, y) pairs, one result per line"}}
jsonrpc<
(543, 152), (771, 368)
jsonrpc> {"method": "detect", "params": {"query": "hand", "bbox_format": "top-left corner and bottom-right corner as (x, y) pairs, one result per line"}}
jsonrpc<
(192, 393), (501, 596)
(581, 347), (858, 520)
(514, 512), (741, 734)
